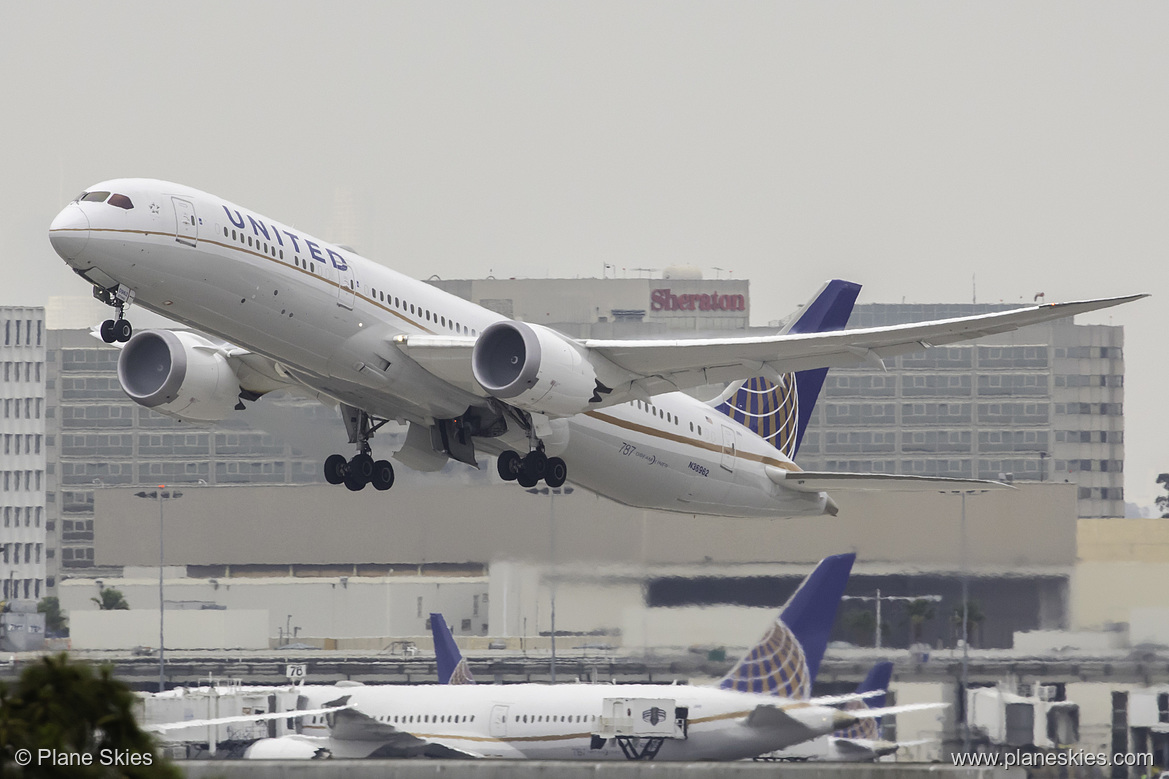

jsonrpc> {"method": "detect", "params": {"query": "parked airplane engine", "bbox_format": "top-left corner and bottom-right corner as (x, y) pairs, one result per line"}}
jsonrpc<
(471, 321), (625, 417)
(117, 330), (242, 422)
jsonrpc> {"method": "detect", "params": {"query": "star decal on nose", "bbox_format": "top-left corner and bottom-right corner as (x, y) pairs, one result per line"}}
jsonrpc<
(150, 202), (160, 215)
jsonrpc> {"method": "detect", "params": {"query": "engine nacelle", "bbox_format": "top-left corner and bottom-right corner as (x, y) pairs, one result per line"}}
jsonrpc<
(472, 321), (623, 417)
(117, 330), (242, 422)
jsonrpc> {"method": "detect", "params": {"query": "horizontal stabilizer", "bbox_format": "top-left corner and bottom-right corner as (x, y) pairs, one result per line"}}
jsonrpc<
(771, 470), (1010, 493)
(852, 702), (949, 720)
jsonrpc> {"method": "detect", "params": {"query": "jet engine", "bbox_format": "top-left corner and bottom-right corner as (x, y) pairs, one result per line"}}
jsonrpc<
(117, 330), (243, 422)
(471, 321), (625, 416)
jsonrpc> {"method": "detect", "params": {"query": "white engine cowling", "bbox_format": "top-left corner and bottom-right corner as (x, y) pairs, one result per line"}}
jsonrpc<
(471, 321), (623, 417)
(117, 330), (242, 422)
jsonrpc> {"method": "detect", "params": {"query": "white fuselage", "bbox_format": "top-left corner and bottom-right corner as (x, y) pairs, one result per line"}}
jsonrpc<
(256, 682), (846, 761)
(49, 179), (829, 518)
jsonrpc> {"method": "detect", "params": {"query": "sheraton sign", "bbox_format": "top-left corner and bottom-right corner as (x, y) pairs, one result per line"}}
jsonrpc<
(650, 288), (746, 313)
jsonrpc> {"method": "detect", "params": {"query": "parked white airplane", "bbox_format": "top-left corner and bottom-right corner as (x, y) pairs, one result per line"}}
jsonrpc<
(240, 553), (923, 760)
(48, 180), (1144, 517)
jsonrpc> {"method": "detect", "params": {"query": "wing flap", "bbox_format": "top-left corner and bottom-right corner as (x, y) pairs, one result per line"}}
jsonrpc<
(771, 469), (1011, 492)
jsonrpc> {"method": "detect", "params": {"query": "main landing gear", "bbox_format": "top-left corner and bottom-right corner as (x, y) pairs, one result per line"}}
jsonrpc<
(497, 448), (567, 489)
(324, 451), (395, 492)
(324, 405), (395, 491)
(94, 284), (135, 343)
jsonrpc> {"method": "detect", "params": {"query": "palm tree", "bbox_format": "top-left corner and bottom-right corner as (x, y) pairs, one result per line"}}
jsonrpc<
(843, 609), (876, 647)
(906, 598), (936, 646)
(951, 599), (985, 647)
(91, 588), (130, 610)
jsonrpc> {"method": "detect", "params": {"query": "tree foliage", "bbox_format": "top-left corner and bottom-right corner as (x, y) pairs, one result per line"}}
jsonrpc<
(1156, 473), (1169, 518)
(0, 653), (180, 778)
(906, 598), (937, 645)
(952, 599), (986, 647)
(90, 589), (130, 611)
(36, 597), (67, 636)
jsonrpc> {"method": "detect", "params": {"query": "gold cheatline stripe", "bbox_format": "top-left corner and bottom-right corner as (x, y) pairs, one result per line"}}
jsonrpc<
(585, 410), (801, 473)
(75, 226), (808, 463)
(71, 225), (438, 335)
(391, 701), (816, 745)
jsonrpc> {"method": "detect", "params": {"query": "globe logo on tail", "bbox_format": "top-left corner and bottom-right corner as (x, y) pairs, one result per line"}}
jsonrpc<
(716, 374), (800, 459)
(718, 617), (811, 699)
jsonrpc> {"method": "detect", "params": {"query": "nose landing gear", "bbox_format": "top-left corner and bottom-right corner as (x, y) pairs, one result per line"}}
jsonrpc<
(94, 284), (135, 343)
(99, 317), (132, 344)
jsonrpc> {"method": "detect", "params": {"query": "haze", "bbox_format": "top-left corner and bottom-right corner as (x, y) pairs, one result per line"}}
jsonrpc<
(2, 2), (1164, 507)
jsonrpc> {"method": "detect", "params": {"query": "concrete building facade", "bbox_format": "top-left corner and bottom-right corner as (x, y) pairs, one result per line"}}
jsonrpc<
(794, 304), (1127, 517)
(0, 307), (47, 602)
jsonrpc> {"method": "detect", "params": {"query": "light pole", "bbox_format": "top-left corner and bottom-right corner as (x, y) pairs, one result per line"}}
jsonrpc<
(134, 485), (183, 693)
(525, 485), (574, 683)
(945, 488), (987, 755)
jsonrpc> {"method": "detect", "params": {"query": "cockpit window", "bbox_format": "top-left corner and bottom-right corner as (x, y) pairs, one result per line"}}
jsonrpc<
(81, 191), (110, 203)
(108, 193), (134, 210)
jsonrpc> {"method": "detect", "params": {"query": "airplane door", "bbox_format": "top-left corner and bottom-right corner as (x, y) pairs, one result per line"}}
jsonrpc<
(173, 198), (197, 247)
(720, 425), (736, 472)
(336, 263), (355, 309)
(489, 705), (509, 738)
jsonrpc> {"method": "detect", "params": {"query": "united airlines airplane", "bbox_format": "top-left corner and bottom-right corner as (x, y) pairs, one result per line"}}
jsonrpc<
(238, 553), (936, 760)
(48, 180), (1145, 517)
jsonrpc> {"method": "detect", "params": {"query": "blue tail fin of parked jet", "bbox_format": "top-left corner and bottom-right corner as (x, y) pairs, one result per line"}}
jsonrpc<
(718, 552), (855, 698)
(430, 613), (475, 685)
(834, 660), (894, 740)
(715, 280), (861, 459)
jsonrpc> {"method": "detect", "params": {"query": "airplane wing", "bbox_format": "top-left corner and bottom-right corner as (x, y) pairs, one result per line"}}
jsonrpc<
(144, 704), (351, 734)
(328, 708), (484, 759)
(396, 293), (1145, 406)
(581, 294), (1145, 397)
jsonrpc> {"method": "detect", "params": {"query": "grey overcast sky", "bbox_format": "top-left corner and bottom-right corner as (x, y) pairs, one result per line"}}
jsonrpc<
(2, 2), (1165, 508)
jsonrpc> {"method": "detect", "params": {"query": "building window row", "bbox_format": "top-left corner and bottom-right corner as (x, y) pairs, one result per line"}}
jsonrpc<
(2, 398), (43, 419)
(1078, 487), (1123, 500)
(0, 542), (42, 564)
(2, 506), (43, 527)
(1055, 374), (1122, 388)
(2, 361), (43, 383)
(1056, 430), (1122, 444)
(1, 579), (42, 600)
(1058, 459), (1124, 473)
(3, 318), (42, 347)
(1, 471), (43, 491)
(1056, 403), (1122, 416)
(3, 433), (42, 455)
(1056, 346), (1122, 359)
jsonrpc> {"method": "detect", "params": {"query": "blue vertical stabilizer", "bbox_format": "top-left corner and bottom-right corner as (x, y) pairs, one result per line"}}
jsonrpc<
(834, 660), (894, 740)
(718, 552), (855, 697)
(716, 280), (860, 459)
(430, 613), (475, 685)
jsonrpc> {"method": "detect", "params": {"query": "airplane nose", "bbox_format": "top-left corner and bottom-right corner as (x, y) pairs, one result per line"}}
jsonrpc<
(49, 204), (90, 261)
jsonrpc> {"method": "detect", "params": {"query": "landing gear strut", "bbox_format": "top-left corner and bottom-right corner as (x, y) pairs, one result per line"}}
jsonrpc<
(94, 284), (135, 344)
(324, 406), (395, 491)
